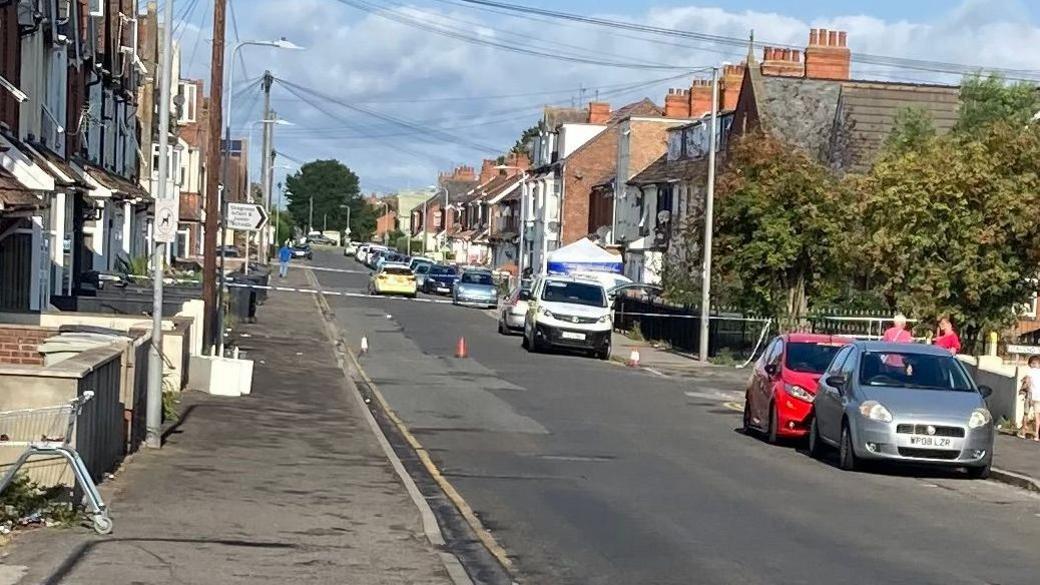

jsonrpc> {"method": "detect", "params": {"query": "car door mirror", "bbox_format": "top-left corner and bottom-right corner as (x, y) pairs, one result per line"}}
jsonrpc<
(519, 291), (531, 301)
(825, 375), (846, 391)
(978, 385), (993, 399)
(764, 363), (779, 377)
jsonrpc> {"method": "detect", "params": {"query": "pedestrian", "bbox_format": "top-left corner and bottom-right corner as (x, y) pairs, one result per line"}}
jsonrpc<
(1020, 355), (1040, 441)
(932, 317), (961, 354)
(882, 313), (913, 343)
(278, 241), (292, 278)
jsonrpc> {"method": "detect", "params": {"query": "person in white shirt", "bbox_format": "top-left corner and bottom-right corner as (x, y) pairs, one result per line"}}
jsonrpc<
(1022, 355), (1040, 441)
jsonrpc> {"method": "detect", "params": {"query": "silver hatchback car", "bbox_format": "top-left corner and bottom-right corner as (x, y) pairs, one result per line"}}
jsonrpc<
(809, 341), (994, 478)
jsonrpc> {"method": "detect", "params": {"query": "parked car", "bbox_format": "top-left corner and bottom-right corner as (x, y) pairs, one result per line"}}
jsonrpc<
(742, 333), (851, 443)
(216, 245), (241, 258)
(453, 269), (498, 308)
(809, 340), (994, 478)
(291, 242), (312, 260)
(522, 275), (612, 360)
(359, 244), (387, 266)
(375, 251), (407, 271)
(423, 265), (459, 295)
(368, 263), (417, 298)
(356, 244), (370, 263)
(498, 282), (532, 334)
(413, 262), (433, 290)
(409, 256), (433, 273)
(344, 241), (359, 257)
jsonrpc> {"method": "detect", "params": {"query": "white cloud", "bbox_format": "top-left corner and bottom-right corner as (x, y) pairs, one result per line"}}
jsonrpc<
(175, 0), (1040, 192)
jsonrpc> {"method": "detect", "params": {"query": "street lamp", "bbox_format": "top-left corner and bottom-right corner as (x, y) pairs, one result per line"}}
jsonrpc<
(495, 165), (530, 276)
(218, 38), (303, 355)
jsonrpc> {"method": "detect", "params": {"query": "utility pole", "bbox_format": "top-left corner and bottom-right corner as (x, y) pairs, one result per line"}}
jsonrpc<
(259, 71), (273, 264)
(698, 67), (720, 363)
(422, 197), (428, 256)
(147, 0), (176, 449)
(203, 0), (227, 354)
(308, 195), (313, 234)
(516, 173), (527, 276)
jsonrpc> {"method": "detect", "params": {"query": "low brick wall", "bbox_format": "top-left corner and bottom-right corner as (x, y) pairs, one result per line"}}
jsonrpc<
(0, 325), (57, 366)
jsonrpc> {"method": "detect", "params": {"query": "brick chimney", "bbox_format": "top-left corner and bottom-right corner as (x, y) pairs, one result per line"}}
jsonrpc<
(479, 159), (498, 184)
(761, 46), (805, 78)
(804, 28), (851, 80)
(587, 101), (611, 124)
(721, 63), (745, 111)
(506, 151), (530, 171)
(689, 79), (713, 117)
(664, 88), (691, 118)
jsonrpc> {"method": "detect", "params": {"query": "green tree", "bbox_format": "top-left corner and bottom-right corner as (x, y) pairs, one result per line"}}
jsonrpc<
(883, 107), (936, 157)
(284, 159), (371, 236)
(709, 132), (847, 320)
(955, 74), (1040, 134)
(857, 122), (1040, 345)
(511, 124), (540, 155)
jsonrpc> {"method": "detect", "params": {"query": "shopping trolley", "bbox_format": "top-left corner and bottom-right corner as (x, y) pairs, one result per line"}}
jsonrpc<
(0, 391), (112, 535)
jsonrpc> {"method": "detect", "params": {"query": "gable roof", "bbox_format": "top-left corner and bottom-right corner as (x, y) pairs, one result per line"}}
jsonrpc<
(628, 153), (708, 186)
(610, 97), (663, 121)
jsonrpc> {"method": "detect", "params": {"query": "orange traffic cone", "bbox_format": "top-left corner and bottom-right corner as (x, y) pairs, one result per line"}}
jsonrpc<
(455, 336), (469, 358)
(627, 349), (640, 367)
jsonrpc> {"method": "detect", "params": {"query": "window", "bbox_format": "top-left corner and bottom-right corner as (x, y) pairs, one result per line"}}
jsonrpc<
(177, 82), (197, 123)
(541, 280), (606, 308)
(859, 352), (974, 391)
(826, 346), (853, 376)
(785, 342), (845, 375)
(461, 272), (493, 285)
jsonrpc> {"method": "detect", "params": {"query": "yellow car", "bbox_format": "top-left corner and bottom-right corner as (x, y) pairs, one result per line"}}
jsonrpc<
(369, 263), (417, 297)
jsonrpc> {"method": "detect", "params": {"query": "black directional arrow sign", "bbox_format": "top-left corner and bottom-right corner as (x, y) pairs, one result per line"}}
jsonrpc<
(226, 203), (269, 231)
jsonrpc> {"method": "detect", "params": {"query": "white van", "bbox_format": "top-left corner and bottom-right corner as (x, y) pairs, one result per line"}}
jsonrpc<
(522, 275), (612, 360)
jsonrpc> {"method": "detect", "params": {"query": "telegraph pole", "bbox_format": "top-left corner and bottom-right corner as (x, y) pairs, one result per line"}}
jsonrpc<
(259, 71), (273, 263)
(698, 67), (719, 363)
(147, 0), (176, 449)
(203, 0), (227, 353)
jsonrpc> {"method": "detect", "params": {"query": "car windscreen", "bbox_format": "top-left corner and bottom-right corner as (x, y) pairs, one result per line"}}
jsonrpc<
(382, 267), (412, 276)
(461, 272), (493, 285)
(415, 264), (431, 274)
(859, 351), (974, 391)
(430, 266), (457, 275)
(541, 280), (606, 307)
(785, 342), (844, 374)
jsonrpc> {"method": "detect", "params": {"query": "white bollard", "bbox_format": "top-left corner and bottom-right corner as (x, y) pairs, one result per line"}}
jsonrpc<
(360, 336), (369, 355)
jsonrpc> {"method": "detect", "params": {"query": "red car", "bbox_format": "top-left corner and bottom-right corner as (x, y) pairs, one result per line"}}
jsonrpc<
(743, 333), (850, 443)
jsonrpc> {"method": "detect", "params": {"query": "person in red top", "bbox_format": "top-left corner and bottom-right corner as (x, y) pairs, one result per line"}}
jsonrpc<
(933, 317), (961, 354)
(882, 313), (913, 343)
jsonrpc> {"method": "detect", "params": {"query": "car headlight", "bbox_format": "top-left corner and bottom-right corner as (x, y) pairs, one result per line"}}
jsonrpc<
(968, 408), (993, 429)
(539, 307), (555, 319)
(598, 314), (612, 324)
(784, 384), (814, 403)
(859, 400), (893, 422)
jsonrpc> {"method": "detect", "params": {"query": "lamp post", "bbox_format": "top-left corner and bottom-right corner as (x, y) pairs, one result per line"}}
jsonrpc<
(219, 38), (302, 355)
(494, 166), (529, 276)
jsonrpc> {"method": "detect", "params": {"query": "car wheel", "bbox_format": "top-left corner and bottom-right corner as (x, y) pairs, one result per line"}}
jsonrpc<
(808, 416), (825, 459)
(766, 402), (780, 444)
(839, 422), (860, 471)
(966, 464), (991, 480)
(596, 343), (610, 360)
(742, 397), (754, 435)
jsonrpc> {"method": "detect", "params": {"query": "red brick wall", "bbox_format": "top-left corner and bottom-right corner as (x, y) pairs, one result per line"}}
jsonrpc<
(804, 28), (851, 80)
(0, 326), (56, 366)
(561, 127), (619, 244)
(179, 192), (203, 221)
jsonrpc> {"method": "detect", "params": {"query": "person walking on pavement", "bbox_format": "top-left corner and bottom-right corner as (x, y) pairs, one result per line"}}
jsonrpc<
(278, 241), (292, 278)
(1020, 355), (1040, 440)
(883, 313), (913, 343)
(933, 317), (961, 354)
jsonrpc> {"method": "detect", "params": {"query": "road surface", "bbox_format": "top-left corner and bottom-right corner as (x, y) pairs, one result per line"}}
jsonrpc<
(306, 248), (1040, 585)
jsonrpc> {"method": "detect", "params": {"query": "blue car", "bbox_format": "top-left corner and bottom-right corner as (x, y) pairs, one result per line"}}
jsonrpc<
(423, 265), (459, 295)
(453, 269), (498, 308)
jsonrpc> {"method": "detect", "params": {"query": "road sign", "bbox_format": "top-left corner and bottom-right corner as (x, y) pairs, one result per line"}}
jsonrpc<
(226, 203), (269, 231)
(153, 196), (179, 243)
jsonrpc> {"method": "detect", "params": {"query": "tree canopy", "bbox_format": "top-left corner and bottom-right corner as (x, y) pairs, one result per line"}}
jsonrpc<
(284, 159), (376, 239)
(954, 74), (1040, 134)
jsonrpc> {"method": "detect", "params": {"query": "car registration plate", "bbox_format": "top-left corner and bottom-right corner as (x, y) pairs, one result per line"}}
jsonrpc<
(561, 331), (586, 341)
(909, 435), (952, 447)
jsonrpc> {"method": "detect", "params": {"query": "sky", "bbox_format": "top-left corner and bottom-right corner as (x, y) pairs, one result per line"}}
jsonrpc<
(169, 0), (1040, 194)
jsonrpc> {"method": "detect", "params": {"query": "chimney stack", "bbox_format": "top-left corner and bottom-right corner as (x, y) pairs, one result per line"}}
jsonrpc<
(804, 27), (851, 80)
(689, 79), (713, 117)
(479, 159), (498, 184)
(587, 101), (611, 124)
(664, 88), (691, 118)
(761, 46), (805, 77)
(721, 63), (745, 111)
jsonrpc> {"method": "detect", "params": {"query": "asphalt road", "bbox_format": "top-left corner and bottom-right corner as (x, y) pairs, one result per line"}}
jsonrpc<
(305, 248), (1040, 585)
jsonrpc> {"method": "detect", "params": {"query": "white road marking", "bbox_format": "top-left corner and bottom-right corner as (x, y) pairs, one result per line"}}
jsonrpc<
(644, 367), (668, 378)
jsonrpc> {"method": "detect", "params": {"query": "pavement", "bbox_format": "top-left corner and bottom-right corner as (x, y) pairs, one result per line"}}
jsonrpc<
(0, 267), (459, 585)
(309, 248), (1040, 585)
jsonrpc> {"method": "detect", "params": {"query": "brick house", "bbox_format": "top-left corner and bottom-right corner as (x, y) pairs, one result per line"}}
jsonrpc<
(451, 155), (528, 267)
(409, 165), (477, 258)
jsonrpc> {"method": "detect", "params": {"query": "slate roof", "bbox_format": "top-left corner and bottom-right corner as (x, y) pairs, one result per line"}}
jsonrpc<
(758, 76), (843, 163)
(543, 106), (587, 129)
(627, 154), (708, 186)
(609, 98), (663, 121)
(0, 170), (42, 210)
